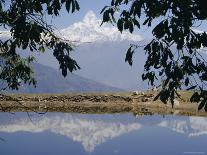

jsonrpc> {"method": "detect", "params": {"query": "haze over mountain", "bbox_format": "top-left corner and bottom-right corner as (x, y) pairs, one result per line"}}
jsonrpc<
(8, 63), (123, 93)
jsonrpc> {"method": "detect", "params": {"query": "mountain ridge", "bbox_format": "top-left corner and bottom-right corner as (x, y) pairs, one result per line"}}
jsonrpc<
(8, 63), (123, 93)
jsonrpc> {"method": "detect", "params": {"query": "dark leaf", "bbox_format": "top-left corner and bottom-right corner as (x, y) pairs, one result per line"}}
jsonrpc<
(101, 6), (108, 14)
(153, 92), (161, 101)
(160, 90), (170, 104)
(187, 85), (197, 90)
(204, 103), (207, 112)
(190, 92), (201, 102)
(125, 46), (134, 66)
(198, 98), (207, 111)
(117, 19), (123, 32)
(133, 19), (140, 29)
(75, 0), (80, 11)
(170, 91), (175, 108)
(65, 0), (71, 12)
(185, 78), (189, 86)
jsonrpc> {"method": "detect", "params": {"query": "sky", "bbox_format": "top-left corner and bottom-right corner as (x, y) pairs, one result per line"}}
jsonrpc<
(1, 0), (206, 40)
(49, 0), (112, 28)
(47, 0), (154, 39)
(48, 0), (207, 40)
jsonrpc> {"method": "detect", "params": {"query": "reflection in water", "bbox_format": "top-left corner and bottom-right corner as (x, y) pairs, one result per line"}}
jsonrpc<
(0, 113), (141, 152)
(158, 116), (207, 137)
(0, 113), (207, 155)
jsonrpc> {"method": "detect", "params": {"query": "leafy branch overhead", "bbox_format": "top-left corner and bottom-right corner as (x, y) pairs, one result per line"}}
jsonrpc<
(101, 0), (207, 111)
(0, 0), (80, 90)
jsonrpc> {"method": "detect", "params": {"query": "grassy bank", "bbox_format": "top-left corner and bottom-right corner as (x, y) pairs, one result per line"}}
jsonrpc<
(0, 91), (206, 116)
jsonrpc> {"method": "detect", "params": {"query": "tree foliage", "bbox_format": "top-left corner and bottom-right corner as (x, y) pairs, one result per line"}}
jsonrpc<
(0, 0), (80, 90)
(1, 0), (207, 112)
(101, 0), (207, 111)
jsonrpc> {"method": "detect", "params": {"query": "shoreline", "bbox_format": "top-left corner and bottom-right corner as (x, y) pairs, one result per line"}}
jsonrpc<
(0, 92), (206, 117)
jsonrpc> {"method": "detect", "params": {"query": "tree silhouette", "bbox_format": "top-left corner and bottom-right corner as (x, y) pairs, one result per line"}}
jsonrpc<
(101, 0), (207, 110)
(0, 0), (80, 90)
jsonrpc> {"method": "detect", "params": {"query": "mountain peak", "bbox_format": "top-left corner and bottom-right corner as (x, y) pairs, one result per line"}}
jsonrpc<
(83, 10), (97, 24)
(59, 10), (143, 43)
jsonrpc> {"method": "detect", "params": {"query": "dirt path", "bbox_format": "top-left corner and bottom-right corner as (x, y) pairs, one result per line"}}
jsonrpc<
(0, 91), (206, 116)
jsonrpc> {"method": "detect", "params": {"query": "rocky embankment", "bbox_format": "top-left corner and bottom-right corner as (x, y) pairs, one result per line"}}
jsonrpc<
(0, 92), (154, 103)
(0, 92), (206, 116)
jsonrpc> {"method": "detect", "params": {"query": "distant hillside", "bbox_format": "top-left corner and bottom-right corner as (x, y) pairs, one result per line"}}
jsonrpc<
(0, 11), (147, 91)
(9, 63), (123, 93)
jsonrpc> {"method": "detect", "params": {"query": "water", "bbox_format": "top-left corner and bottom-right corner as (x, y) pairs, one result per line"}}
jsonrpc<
(0, 112), (207, 155)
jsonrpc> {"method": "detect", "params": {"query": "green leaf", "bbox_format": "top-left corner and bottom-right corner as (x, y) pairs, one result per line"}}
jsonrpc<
(38, 46), (45, 53)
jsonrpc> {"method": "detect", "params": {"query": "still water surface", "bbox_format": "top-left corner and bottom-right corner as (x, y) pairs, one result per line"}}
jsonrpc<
(0, 112), (207, 155)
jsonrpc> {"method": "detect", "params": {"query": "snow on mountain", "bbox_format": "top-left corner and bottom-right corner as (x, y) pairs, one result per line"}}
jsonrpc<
(58, 10), (143, 43)
(0, 30), (11, 38)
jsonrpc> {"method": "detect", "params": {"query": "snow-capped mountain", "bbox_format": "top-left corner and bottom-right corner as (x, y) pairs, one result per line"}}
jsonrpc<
(58, 10), (143, 43)
(0, 11), (143, 43)
(0, 11), (147, 91)
(0, 31), (11, 38)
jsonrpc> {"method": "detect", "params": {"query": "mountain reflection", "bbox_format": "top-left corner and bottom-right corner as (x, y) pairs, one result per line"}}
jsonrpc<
(1, 113), (207, 153)
(0, 113), (141, 152)
(158, 116), (207, 137)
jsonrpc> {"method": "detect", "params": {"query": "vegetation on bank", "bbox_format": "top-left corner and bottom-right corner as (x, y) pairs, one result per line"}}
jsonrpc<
(0, 91), (206, 116)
